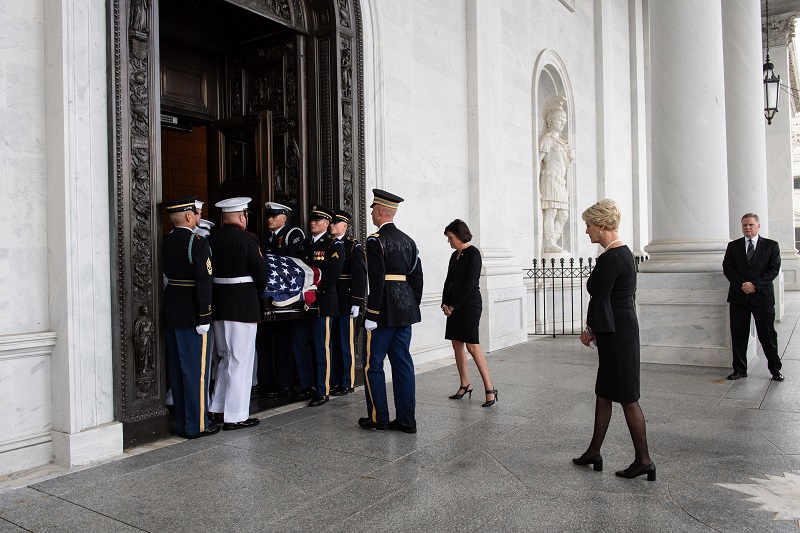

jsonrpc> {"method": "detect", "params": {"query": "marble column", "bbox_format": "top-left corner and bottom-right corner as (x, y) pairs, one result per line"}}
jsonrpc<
(466, 0), (527, 351)
(637, 0), (733, 367)
(764, 14), (800, 294)
(44, 0), (122, 467)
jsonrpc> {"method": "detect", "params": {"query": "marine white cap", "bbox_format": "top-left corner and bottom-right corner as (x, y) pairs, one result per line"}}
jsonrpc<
(215, 197), (252, 213)
(198, 218), (214, 230)
(195, 200), (204, 209)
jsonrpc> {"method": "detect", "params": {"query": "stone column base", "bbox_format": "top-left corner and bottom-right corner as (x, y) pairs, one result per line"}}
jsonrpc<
(779, 252), (800, 291)
(479, 248), (528, 352)
(52, 422), (123, 468)
(637, 271), (756, 368)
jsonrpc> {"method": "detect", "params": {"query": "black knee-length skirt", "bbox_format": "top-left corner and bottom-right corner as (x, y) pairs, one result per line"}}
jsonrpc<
(445, 303), (481, 344)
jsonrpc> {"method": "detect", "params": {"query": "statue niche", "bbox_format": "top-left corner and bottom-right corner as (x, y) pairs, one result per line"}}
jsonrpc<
(538, 95), (573, 254)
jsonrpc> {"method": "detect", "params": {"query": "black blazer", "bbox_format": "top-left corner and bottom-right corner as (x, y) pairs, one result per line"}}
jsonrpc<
(162, 227), (213, 329)
(334, 237), (367, 316)
(298, 233), (345, 316)
(722, 236), (780, 306)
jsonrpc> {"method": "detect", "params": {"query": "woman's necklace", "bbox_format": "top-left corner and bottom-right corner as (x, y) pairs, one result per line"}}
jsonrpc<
(602, 239), (622, 253)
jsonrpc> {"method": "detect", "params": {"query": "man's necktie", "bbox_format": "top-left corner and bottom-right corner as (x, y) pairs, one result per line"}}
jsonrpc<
(746, 239), (755, 263)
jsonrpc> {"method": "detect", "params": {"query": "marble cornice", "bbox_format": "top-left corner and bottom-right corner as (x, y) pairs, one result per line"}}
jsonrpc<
(0, 332), (58, 361)
(763, 13), (797, 48)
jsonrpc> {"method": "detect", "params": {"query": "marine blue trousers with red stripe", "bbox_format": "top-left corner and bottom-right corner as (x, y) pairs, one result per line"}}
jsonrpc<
(165, 327), (211, 435)
(363, 326), (416, 426)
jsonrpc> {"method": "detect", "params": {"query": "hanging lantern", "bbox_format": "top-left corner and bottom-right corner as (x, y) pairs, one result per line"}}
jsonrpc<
(764, 54), (781, 125)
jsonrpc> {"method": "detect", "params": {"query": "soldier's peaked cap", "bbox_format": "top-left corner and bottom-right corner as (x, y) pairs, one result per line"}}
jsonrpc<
(216, 197), (251, 213)
(332, 209), (352, 223)
(265, 202), (292, 216)
(310, 205), (334, 221)
(165, 195), (198, 213)
(370, 189), (404, 209)
(198, 219), (214, 230)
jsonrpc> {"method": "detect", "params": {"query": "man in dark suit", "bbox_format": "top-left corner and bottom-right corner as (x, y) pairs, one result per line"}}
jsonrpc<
(722, 212), (783, 381)
(208, 197), (268, 430)
(256, 201), (305, 398)
(292, 205), (345, 406)
(328, 209), (367, 396)
(359, 190), (424, 433)
(162, 196), (219, 439)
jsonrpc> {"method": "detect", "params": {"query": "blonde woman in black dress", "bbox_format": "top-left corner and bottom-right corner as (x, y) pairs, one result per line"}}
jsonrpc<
(441, 219), (497, 407)
(572, 199), (655, 481)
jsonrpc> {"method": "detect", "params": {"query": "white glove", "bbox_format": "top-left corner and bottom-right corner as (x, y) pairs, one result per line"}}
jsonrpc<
(350, 305), (360, 318)
(196, 324), (210, 335)
(364, 319), (378, 331)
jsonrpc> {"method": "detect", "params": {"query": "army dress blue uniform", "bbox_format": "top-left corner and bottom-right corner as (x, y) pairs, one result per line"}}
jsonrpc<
(291, 206), (345, 405)
(361, 191), (423, 431)
(330, 210), (367, 394)
(256, 218), (305, 395)
(208, 198), (268, 427)
(162, 197), (215, 438)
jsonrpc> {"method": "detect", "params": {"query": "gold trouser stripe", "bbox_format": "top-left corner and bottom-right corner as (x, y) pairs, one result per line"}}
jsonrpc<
(348, 317), (355, 386)
(365, 330), (377, 422)
(385, 274), (406, 281)
(199, 333), (207, 432)
(324, 317), (331, 395)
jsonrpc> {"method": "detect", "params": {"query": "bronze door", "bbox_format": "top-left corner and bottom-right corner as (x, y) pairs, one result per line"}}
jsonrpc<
(209, 111), (273, 241)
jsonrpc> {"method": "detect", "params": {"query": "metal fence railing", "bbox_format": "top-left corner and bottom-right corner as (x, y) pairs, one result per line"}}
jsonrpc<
(524, 255), (648, 337)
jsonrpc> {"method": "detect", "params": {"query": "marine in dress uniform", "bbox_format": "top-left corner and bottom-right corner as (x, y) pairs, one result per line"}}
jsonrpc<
(359, 190), (423, 433)
(291, 205), (345, 406)
(162, 196), (219, 439)
(208, 197), (268, 430)
(328, 209), (367, 396)
(256, 202), (305, 397)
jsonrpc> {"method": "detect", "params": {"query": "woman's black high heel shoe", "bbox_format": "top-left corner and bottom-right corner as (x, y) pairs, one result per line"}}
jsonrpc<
(615, 462), (656, 481)
(572, 453), (603, 472)
(449, 384), (472, 399)
(482, 389), (498, 407)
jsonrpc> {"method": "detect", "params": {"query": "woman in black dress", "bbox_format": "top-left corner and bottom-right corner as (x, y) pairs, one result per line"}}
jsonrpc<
(573, 199), (655, 481)
(441, 220), (497, 407)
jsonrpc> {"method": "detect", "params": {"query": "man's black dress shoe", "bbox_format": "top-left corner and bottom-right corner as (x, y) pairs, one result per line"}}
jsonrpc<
(186, 424), (221, 439)
(329, 384), (343, 395)
(222, 418), (260, 431)
(266, 387), (291, 398)
(388, 419), (417, 434)
(308, 395), (329, 407)
(727, 371), (747, 380)
(294, 388), (313, 401)
(772, 372), (785, 381)
(331, 387), (354, 396)
(358, 417), (388, 430)
(615, 462), (656, 481)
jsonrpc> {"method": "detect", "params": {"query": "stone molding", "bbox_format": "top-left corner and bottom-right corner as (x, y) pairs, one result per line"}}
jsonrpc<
(763, 13), (797, 48)
(0, 332), (57, 362)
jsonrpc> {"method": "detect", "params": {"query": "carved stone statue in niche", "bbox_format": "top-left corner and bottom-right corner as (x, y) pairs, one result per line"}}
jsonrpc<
(130, 0), (149, 33)
(538, 95), (574, 254)
(134, 305), (155, 376)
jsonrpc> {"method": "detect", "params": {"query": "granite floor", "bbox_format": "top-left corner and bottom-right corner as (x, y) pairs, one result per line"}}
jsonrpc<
(2, 297), (800, 532)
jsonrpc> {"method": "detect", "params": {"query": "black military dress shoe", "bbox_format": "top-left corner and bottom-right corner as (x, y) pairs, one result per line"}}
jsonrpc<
(388, 419), (417, 434)
(222, 418), (260, 431)
(772, 372), (785, 381)
(267, 387), (291, 398)
(331, 387), (354, 396)
(186, 424), (221, 439)
(727, 371), (747, 380)
(309, 395), (329, 407)
(358, 417), (388, 430)
(294, 388), (313, 401)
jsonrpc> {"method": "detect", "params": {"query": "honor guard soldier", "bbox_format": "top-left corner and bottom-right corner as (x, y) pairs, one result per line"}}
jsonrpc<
(359, 190), (423, 433)
(208, 197), (268, 430)
(328, 209), (367, 395)
(256, 201), (305, 398)
(291, 205), (345, 406)
(162, 196), (219, 439)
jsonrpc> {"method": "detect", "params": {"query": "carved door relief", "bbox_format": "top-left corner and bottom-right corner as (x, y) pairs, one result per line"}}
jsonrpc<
(109, 0), (366, 448)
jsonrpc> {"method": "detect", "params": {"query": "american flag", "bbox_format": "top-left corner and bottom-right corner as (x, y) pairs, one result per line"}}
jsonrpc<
(261, 254), (322, 307)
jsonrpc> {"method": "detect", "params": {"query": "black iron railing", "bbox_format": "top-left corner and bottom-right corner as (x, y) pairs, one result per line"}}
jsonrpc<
(524, 255), (648, 337)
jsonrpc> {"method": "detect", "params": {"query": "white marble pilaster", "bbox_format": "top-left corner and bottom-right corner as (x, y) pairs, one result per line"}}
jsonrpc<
(638, 0), (732, 367)
(723, 0), (769, 238)
(44, 0), (121, 467)
(466, 0), (526, 351)
(764, 42), (800, 292)
(629, 0), (649, 254)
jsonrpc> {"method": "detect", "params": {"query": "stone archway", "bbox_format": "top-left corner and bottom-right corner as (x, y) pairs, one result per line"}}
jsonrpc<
(108, 0), (367, 447)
